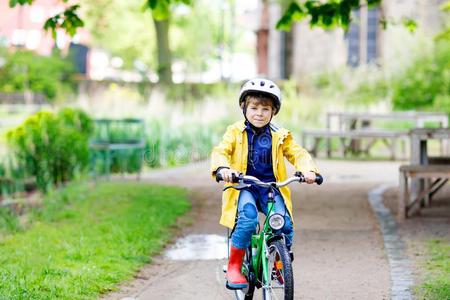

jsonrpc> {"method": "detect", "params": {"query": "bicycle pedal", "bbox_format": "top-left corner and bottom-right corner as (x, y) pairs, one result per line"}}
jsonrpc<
(225, 281), (247, 290)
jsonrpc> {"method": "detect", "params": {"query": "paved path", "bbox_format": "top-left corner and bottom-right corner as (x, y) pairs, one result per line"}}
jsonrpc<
(104, 159), (402, 300)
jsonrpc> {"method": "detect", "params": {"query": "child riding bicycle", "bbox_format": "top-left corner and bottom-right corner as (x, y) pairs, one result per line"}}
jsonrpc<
(210, 78), (320, 290)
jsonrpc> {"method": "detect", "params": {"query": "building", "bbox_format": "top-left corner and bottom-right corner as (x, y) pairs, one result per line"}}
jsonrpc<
(256, 0), (447, 79)
(0, 0), (92, 77)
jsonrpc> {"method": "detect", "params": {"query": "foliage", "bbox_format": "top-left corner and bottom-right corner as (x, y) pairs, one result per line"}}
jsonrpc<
(0, 155), (27, 197)
(144, 118), (228, 167)
(43, 5), (84, 38)
(435, 0), (450, 41)
(144, 0), (191, 21)
(11, 0), (414, 44)
(417, 239), (450, 300)
(79, 0), (157, 69)
(277, 0), (378, 30)
(0, 207), (20, 233)
(0, 181), (190, 299)
(6, 108), (93, 192)
(0, 49), (75, 102)
(277, 0), (416, 32)
(90, 119), (145, 174)
(391, 40), (450, 114)
(171, 0), (228, 76)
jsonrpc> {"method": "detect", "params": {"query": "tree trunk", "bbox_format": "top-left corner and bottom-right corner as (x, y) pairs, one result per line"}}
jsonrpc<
(256, 0), (269, 75)
(153, 18), (172, 85)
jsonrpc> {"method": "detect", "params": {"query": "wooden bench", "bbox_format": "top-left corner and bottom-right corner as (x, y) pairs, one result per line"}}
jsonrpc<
(302, 129), (408, 160)
(398, 164), (450, 220)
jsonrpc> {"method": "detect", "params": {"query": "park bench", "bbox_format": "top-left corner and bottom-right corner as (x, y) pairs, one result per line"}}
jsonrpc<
(89, 118), (146, 179)
(397, 128), (450, 220)
(398, 164), (450, 220)
(301, 129), (409, 160)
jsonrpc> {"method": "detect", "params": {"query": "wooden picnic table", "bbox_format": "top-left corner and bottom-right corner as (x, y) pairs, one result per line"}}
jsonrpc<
(326, 111), (449, 131)
(301, 128), (408, 160)
(398, 128), (450, 220)
(321, 111), (449, 158)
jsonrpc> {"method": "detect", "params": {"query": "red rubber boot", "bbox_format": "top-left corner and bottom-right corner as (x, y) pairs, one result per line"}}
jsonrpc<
(226, 246), (248, 290)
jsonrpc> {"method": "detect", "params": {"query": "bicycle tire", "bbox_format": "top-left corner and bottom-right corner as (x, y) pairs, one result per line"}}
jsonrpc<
(262, 240), (294, 300)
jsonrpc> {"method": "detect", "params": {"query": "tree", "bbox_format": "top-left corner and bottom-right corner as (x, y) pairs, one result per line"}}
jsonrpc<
(276, 0), (415, 31)
(9, 0), (190, 85)
(9, 0), (416, 84)
(143, 0), (191, 84)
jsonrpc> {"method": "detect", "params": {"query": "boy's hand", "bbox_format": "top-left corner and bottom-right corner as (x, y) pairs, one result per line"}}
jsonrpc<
(220, 168), (239, 183)
(304, 171), (316, 184)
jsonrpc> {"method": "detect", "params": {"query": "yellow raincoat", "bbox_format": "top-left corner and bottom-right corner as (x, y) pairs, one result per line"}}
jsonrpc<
(210, 120), (319, 229)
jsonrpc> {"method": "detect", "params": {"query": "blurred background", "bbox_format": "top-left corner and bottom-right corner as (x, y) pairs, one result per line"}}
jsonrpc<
(0, 0), (449, 191)
(0, 2), (449, 299)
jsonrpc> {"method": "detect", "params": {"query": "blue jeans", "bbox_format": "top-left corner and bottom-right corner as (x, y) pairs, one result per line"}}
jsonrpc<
(231, 189), (294, 249)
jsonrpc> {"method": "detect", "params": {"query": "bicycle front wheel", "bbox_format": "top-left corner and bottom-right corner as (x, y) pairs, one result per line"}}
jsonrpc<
(263, 240), (293, 300)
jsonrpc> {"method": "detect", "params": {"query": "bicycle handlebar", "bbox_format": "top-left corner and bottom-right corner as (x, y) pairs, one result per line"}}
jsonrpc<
(216, 172), (323, 187)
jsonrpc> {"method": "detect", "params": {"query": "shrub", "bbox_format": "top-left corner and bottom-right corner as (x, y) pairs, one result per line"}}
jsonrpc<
(6, 108), (93, 192)
(143, 118), (227, 168)
(391, 40), (450, 114)
(0, 155), (27, 197)
(0, 49), (75, 102)
(90, 119), (145, 174)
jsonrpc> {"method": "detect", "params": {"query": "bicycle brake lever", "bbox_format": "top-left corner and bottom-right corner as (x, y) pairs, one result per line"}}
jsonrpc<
(223, 183), (251, 191)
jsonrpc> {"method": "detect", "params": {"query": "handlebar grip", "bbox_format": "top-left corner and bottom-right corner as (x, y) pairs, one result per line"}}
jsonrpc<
(216, 172), (240, 183)
(295, 172), (324, 185)
(231, 173), (240, 183)
(315, 174), (324, 185)
(215, 172), (223, 182)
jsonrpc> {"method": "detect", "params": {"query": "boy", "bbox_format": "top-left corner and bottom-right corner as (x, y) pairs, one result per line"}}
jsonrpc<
(211, 78), (320, 289)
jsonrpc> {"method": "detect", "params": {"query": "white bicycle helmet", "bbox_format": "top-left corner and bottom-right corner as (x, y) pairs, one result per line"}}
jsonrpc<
(239, 78), (282, 115)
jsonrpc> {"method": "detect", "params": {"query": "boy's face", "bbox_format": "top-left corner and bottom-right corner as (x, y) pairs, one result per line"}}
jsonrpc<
(245, 99), (274, 128)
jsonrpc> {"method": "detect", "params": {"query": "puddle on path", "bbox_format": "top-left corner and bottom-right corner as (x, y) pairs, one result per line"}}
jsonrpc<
(164, 234), (228, 260)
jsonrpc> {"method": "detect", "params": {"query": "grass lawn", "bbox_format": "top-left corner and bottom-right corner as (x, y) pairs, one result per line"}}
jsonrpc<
(0, 181), (190, 299)
(417, 239), (450, 300)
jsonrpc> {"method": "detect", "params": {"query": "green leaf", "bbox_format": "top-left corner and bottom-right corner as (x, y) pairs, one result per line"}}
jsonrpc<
(9, 0), (33, 8)
(440, 0), (450, 12)
(43, 5), (84, 38)
(276, 2), (305, 31)
(151, 1), (171, 20)
(366, 0), (382, 8)
(146, 0), (158, 9)
(402, 17), (417, 33)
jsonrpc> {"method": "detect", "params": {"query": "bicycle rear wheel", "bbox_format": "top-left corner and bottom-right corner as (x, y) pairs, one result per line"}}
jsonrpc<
(263, 240), (293, 300)
(234, 248), (255, 300)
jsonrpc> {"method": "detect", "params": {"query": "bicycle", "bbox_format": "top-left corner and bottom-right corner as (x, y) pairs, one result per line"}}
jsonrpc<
(216, 172), (323, 300)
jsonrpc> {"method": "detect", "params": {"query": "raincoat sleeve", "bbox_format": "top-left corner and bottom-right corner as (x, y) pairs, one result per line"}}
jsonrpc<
(210, 125), (236, 178)
(282, 132), (320, 174)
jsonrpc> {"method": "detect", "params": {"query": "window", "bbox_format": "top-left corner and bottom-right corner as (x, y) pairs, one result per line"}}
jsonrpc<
(346, 7), (379, 66)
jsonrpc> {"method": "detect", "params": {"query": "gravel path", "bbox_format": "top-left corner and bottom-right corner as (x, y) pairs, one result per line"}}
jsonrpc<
(104, 159), (402, 300)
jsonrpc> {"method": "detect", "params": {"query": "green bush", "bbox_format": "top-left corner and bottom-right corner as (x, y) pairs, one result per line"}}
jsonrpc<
(6, 108), (93, 192)
(0, 155), (27, 197)
(90, 119), (145, 174)
(143, 118), (227, 168)
(391, 40), (450, 114)
(0, 49), (75, 102)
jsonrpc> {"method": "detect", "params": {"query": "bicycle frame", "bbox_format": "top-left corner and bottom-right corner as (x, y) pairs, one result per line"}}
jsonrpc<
(246, 187), (281, 289)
